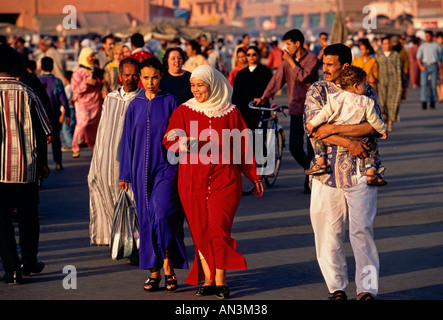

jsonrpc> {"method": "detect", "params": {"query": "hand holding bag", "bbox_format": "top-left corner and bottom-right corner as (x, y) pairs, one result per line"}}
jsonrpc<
(110, 189), (140, 260)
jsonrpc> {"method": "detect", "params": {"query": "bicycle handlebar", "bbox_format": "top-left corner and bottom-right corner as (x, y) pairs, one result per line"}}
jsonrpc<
(248, 101), (289, 112)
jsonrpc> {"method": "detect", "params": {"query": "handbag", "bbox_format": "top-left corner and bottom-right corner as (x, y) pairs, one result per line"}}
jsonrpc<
(110, 189), (140, 260)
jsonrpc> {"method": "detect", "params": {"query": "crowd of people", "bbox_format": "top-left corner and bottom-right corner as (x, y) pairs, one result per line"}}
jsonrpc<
(1, 26), (443, 301)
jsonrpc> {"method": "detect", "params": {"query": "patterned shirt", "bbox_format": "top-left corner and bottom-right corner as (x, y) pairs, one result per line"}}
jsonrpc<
(304, 80), (381, 189)
(1, 76), (52, 183)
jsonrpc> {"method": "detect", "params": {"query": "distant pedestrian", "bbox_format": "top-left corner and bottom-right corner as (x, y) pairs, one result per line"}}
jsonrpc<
(183, 40), (208, 73)
(127, 33), (155, 89)
(39, 57), (70, 170)
(159, 47), (193, 104)
(96, 34), (115, 69)
(102, 43), (124, 95)
(0, 44), (52, 284)
(255, 29), (318, 194)
(71, 47), (103, 158)
(232, 45), (273, 130)
(266, 40), (283, 72)
(127, 33), (154, 63)
(407, 37), (421, 89)
(61, 71), (75, 151)
(36, 37), (66, 82)
(227, 47), (247, 86)
(376, 36), (402, 131)
(416, 30), (443, 109)
(352, 39), (378, 91)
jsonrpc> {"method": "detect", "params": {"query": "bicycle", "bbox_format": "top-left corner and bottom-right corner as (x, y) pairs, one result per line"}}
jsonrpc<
(242, 101), (288, 194)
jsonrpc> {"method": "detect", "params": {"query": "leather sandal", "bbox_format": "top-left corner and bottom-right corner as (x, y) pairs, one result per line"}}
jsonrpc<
(143, 277), (161, 292)
(367, 175), (387, 186)
(165, 274), (178, 292)
(357, 292), (375, 300)
(328, 290), (347, 300)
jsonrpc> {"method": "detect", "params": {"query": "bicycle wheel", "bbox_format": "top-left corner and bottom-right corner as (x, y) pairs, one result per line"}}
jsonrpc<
(264, 129), (283, 188)
(242, 173), (256, 195)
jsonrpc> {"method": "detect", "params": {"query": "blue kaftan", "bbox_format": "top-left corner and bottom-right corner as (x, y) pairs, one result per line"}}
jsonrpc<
(119, 91), (188, 270)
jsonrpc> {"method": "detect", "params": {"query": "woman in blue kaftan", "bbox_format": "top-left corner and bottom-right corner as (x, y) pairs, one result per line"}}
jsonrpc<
(119, 57), (187, 292)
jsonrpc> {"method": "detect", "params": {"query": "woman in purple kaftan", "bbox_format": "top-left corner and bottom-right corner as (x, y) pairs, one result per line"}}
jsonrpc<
(119, 58), (187, 292)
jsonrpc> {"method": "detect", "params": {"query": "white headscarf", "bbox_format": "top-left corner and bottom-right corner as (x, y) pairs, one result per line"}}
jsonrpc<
(185, 65), (235, 118)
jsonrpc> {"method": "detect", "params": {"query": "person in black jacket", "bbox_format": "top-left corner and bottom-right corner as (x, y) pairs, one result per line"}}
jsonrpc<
(232, 46), (273, 130)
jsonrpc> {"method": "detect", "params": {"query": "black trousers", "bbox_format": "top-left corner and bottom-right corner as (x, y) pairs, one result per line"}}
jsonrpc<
(289, 114), (314, 189)
(289, 114), (314, 169)
(0, 182), (40, 275)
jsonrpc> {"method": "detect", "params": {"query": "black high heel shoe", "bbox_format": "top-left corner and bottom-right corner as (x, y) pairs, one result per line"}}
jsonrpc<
(165, 274), (178, 292)
(215, 285), (230, 299)
(143, 277), (161, 292)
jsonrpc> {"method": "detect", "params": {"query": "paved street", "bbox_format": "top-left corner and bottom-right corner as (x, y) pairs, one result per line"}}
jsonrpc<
(1, 87), (442, 302)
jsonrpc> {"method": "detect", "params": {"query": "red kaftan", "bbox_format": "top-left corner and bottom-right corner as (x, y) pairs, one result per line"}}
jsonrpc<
(163, 104), (259, 285)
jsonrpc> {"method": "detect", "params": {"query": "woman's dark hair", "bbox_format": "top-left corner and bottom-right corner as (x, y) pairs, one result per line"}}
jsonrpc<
(188, 40), (201, 54)
(323, 43), (352, 66)
(358, 38), (375, 55)
(282, 29), (305, 46)
(140, 57), (163, 75)
(236, 47), (246, 56)
(162, 47), (186, 70)
(337, 65), (367, 90)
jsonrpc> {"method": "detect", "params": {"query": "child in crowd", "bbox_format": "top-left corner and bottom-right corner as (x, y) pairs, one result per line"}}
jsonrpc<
(306, 65), (388, 186)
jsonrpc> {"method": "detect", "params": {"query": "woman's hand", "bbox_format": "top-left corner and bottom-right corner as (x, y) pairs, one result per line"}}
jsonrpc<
(118, 181), (128, 191)
(164, 129), (179, 141)
(253, 180), (264, 198)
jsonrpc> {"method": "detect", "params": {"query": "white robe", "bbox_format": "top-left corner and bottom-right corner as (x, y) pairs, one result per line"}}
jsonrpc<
(88, 86), (144, 245)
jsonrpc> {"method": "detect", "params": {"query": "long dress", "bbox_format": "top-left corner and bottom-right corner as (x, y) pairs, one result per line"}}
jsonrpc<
(163, 104), (260, 285)
(71, 66), (103, 153)
(375, 51), (402, 122)
(88, 87), (143, 245)
(119, 91), (188, 270)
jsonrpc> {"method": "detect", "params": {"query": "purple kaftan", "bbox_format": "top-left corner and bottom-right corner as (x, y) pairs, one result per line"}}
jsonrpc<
(119, 91), (188, 270)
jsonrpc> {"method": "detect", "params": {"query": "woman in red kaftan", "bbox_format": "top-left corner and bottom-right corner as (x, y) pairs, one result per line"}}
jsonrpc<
(163, 65), (263, 299)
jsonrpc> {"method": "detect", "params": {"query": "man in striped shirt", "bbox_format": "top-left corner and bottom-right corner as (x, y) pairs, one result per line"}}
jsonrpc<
(0, 44), (52, 284)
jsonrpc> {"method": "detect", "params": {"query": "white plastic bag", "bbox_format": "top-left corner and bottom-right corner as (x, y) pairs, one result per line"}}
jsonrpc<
(110, 189), (140, 260)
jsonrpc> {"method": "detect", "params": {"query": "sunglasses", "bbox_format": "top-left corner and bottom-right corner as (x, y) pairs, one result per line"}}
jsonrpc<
(247, 53), (257, 57)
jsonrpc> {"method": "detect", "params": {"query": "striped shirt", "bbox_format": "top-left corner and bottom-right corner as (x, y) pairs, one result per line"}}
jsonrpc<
(1, 76), (52, 183)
